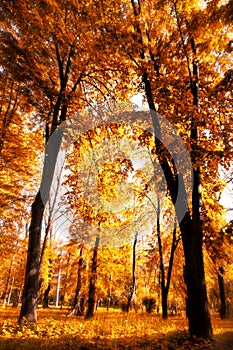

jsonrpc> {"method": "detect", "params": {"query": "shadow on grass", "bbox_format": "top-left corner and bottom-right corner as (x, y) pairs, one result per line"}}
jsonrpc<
(213, 332), (233, 350)
(0, 330), (216, 350)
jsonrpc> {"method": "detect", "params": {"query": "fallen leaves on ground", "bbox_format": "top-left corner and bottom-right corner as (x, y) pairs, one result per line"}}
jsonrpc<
(0, 307), (232, 349)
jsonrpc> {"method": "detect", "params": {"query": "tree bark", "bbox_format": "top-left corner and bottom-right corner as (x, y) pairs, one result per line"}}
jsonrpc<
(85, 236), (99, 319)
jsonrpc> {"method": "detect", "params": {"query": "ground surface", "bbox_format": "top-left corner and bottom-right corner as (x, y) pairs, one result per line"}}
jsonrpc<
(0, 307), (232, 349)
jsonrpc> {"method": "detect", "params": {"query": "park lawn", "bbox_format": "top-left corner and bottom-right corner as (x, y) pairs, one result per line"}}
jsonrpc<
(0, 307), (231, 349)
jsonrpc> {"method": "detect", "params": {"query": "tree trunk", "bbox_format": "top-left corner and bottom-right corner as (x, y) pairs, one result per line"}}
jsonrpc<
(156, 199), (167, 319)
(128, 0), (213, 337)
(161, 289), (168, 319)
(181, 212), (212, 339)
(42, 283), (51, 308)
(2, 253), (15, 304)
(218, 266), (227, 319)
(126, 233), (137, 312)
(18, 191), (44, 323)
(42, 258), (52, 308)
(55, 265), (61, 307)
(69, 247), (84, 316)
(141, 44), (213, 340)
(157, 200), (178, 319)
(18, 125), (64, 323)
(85, 236), (99, 319)
(107, 275), (112, 311)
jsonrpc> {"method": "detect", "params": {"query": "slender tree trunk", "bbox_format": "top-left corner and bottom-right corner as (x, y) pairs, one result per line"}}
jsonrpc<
(7, 276), (15, 305)
(156, 199), (167, 319)
(126, 233), (137, 312)
(55, 264), (61, 307)
(218, 266), (227, 319)
(86, 236), (99, 319)
(107, 275), (112, 311)
(42, 282), (51, 309)
(2, 253), (15, 304)
(42, 258), (53, 309)
(69, 247), (84, 316)
(157, 200), (178, 319)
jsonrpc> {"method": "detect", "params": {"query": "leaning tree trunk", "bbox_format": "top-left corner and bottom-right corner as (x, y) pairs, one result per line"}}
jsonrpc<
(85, 236), (99, 319)
(218, 265), (227, 320)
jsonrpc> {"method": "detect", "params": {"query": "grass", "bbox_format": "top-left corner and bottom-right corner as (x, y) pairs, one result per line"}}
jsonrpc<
(0, 307), (232, 349)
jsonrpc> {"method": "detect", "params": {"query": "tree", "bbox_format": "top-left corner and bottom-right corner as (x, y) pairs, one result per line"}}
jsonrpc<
(0, 0), (129, 322)
(95, 0), (231, 338)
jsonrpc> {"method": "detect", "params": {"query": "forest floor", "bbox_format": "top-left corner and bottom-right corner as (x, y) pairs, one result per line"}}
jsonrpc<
(0, 307), (232, 349)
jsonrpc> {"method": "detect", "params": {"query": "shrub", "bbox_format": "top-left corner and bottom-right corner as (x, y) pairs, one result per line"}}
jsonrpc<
(142, 297), (156, 314)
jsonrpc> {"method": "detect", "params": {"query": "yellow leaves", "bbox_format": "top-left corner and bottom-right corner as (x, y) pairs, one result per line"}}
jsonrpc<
(0, 307), (219, 348)
(97, 158), (134, 201)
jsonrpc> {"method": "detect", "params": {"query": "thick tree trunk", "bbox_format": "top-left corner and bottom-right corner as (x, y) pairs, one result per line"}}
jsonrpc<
(161, 289), (168, 319)
(218, 266), (227, 319)
(18, 191), (44, 323)
(86, 236), (99, 319)
(181, 212), (212, 338)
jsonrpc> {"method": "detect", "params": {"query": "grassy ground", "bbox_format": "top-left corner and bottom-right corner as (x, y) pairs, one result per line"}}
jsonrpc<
(0, 307), (232, 349)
